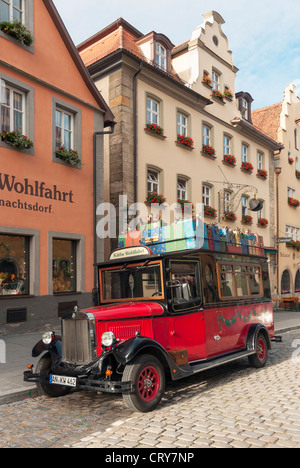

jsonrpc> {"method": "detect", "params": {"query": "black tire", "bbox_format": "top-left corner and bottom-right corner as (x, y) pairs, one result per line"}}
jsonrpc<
(248, 333), (268, 368)
(122, 354), (165, 413)
(36, 352), (71, 398)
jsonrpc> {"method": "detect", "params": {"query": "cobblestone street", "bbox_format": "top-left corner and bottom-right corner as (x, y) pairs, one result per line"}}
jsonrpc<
(0, 329), (300, 449)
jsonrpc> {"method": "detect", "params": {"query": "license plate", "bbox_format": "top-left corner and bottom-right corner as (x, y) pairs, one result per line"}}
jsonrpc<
(49, 375), (77, 387)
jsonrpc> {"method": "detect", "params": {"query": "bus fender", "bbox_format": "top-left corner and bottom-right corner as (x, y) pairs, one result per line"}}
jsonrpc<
(246, 323), (272, 352)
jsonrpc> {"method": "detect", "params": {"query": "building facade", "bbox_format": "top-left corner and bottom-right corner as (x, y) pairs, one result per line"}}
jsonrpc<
(78, 12), (282, 291)
(252, 83), (300, 299)
(0, 0), (114, 333)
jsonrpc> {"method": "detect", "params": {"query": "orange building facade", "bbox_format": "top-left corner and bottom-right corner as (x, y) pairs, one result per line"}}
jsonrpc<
(0, 0), (114, 332)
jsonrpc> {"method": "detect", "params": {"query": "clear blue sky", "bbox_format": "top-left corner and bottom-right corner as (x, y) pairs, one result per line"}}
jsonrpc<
(53, 0), (300, 110)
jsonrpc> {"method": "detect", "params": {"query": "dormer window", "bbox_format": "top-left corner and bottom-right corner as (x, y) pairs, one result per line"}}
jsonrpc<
(236, 91), (254, 123)
(155, 43), (166, 71)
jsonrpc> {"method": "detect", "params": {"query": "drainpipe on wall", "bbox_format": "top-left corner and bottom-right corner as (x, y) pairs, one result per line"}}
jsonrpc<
(93, 125), (116, 293)
(275, 166), (282, 297)
(133, 62), (143, 204)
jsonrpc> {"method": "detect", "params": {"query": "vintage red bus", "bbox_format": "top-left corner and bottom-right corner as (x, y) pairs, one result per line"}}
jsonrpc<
(25, 244), (274, 412)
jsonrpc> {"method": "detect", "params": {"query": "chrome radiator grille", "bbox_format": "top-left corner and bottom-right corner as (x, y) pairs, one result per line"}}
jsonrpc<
(62, 315), (95, 365)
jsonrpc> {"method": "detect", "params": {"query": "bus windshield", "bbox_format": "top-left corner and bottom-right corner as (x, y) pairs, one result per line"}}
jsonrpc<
(100, 261), (164, 302)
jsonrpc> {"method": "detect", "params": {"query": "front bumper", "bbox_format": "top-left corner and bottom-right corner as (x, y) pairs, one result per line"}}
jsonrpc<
(24, 370), (132, 394)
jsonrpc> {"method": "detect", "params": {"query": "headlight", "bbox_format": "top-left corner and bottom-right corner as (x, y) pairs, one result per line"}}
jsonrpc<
(101, 331), (116, 347)
(42, 331), (54, 345)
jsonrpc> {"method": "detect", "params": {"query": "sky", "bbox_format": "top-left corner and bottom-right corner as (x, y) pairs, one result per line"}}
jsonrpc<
(53, 0), (300, 110)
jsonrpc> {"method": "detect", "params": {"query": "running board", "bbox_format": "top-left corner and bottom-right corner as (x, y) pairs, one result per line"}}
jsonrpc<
(189, 349), (256, 375)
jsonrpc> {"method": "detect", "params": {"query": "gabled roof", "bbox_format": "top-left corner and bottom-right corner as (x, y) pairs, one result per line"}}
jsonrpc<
(251, 102), (283, 142)
(43, 0), (114, 126)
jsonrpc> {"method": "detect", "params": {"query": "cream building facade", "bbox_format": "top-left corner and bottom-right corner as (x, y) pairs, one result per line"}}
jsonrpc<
(78, 11), (283, 294)
(253, 83), (300, 299)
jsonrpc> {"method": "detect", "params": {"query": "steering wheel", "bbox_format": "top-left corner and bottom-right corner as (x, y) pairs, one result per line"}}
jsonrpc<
(152, 292), (162, 297)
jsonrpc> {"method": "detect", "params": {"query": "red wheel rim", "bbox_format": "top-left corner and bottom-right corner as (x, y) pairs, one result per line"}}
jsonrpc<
(257, 337), (266, 361)
(137, 366), (160, 401)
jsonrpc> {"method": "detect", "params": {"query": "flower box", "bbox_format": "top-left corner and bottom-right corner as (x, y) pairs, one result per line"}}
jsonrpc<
(202, 75), (212, 87)
(1, 130), (33, 151)
(257, 218), (268, 227)
(241, 161), (254, 174)
(0, 20), (33, 46)
(296, 171), (300, 180)
(144, 123), (165, 138)
(177, 199), (193, 211)
(288, 197), (300, 208)
(224, 211), (237, 222)
(202, 145), (216, 158)
(224, 88), (233, 100)
(211, 90), (225, 101)
(257, 169), (268, 180)
(242, 215), (253, 225)
(204, 205), (217, 218)
(289, 157), (294, 165)
(223, 154), (236, 167)
(56, 147), (81, 167)
(145, 192), (166, 205)
(176, 134), (194, 149)
(286, 240), (300, 251)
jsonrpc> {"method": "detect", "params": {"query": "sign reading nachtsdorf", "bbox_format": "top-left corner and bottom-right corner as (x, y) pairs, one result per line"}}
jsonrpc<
(0, 173), (74, 203)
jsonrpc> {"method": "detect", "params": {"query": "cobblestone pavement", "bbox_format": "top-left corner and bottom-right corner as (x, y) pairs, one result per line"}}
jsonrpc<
(0, 329), (300, 449)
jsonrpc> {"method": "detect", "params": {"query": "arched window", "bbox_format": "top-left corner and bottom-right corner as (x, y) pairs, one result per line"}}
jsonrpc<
(281, 270), (291, 295)
(295, 270), (300, 293)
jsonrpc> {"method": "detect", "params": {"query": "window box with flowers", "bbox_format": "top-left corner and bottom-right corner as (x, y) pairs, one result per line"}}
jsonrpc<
(224, 87), (234, 101)
(241, 161), (254, 174)
(224, 211), (237, 222)
(145, 192), (166, 205)
(288, 197), (300, 208)
(296, 171), (300, 180)
(289, 157), (294, 165)
(144, 123), (166, 140)
(242, 215), (253, 225)
(204, 205), (217, 218)
(286, 240), (300, 251)
(257, 169), (268, 180)
(201, 144), (216, 159)
(223, 154), (236, 167)
(211, 89), (225, 103)
(176, 134), (194, 150)
(202, 75), (212, 88)
(56, 147), (81, 168)
(177, 199), (193, 213)
(257, 218), (268, 227)
(1, 130), (33, 151)
(0, 20), (34, 47)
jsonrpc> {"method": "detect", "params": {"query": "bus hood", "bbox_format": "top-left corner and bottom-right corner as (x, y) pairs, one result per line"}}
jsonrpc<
(88, 302), (165, 322)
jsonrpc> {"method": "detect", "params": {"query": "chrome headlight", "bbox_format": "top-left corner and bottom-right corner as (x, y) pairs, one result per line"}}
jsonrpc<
(101, 331), (116, 348)
(42, 331), (54, 345)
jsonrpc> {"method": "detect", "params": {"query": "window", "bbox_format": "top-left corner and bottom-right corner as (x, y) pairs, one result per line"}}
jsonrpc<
(147, 169), (159, 194)
(1, 81), (25, 134)
(288, 187), (296, 199)
(52, 239), (76, 294)
(55, 108), (73, 151)
(217, 263), (263, 299)
(224, 191), (231, 212)
(202, 124), (211, 146)
(146, 98), (159, 125)
(212, 71), (220, 91)
(257, 199), (264, 220)
(295, 270), (300, 293)
(0, 234), (29, 296)
(257, 151), (263, 170)
(155, 43), (166, 70)
(242, 196), (248, 216)
(202, 185), (211, 206)
(177, 178), (187, 201)
(0, 0), (24, 22)
(241, 99), (248, 119)
(242, 144), (248, 163)
(281, 270), (291, 295)
(177, 112), (187, 136)
(224, 134), (231, 155)
(169, 261), (201, 310)
(295, 129), (299, 150)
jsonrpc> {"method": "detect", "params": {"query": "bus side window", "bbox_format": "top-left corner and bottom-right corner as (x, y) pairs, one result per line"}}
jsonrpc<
(169, 261), (201, 309)
(219, 265), (235, 297)
(249, 266), (262, 295)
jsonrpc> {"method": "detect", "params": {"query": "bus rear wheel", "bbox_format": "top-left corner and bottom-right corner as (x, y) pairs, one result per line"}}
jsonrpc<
(122, 354), (165, 412)
(248, 333), (268, 368)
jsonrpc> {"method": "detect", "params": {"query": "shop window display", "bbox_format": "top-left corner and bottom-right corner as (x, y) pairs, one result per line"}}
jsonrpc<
(53, 239), (76, 293)
(0, 234), (29, 295)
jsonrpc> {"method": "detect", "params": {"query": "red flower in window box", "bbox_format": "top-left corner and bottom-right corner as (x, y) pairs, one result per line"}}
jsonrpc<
(289, 157), (294, 165)
(204, 205), (217, 218)
(145, 192), (166, 204)
(288, 197), (300, 208)
(202, 75), (212, 87)
(257, 218), (268, 227)
(242, 215), (253, 225)
(296, 170), (300, 180)
(241, 161), (254, 174)
(223, 154), (236, 166)
(257, 169), (268, 180)
(224, 211), (237, 222)
(144, 123), (164, 136)
(211, 89), (225, 101)
(177, 134), (194, 148)
(202, 144), (216, 157)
